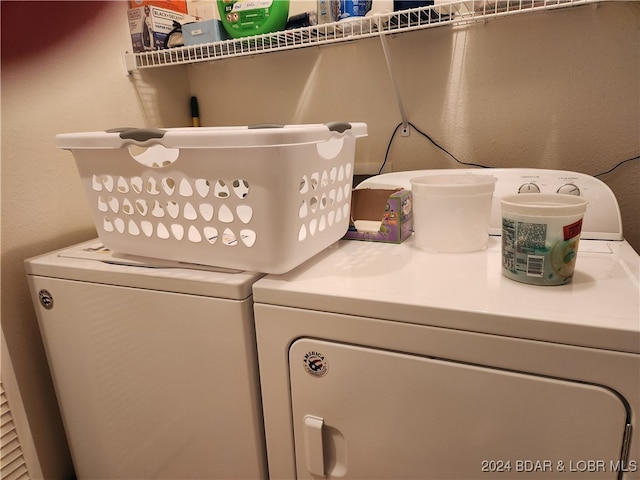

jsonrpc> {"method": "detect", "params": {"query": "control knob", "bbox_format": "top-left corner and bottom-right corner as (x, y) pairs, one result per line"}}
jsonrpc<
(518, 183), (540, 193)
(556, 183), (580, 196)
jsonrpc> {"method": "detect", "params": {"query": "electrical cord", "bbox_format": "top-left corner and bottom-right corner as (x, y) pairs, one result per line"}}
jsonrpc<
(378, 121), (640, 178)
(594, 155), (640, 178)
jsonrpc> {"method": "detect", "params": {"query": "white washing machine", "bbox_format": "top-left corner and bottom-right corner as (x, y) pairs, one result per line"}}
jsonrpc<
(253, 169), (640, 480)
(25, 241), (267, 479)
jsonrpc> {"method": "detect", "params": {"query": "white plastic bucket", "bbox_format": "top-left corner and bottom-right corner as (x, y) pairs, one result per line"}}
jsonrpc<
(409, 174), (497, 253)
(501, 193), (588, 286)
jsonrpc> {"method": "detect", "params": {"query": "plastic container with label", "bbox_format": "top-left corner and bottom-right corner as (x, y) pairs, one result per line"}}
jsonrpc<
(501, 193), (588, 285)
(217, 0), (289, 38)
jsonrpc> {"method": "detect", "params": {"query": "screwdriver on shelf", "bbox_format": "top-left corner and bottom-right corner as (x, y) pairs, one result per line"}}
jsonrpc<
(191, 96), (200, 127)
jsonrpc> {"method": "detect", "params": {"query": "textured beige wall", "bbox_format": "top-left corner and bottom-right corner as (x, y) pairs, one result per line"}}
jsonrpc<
(188, 1), (639, 251)
(1, 3), (148, 477)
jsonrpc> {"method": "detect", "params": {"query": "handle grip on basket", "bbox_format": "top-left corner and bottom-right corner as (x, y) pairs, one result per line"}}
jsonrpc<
(108, 128), (178, 168)
(117, 128), (167, 143)
(325, 122), (353, 134)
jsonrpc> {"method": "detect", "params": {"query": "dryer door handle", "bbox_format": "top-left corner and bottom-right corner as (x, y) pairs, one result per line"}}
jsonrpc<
(304, 415), (326, 477)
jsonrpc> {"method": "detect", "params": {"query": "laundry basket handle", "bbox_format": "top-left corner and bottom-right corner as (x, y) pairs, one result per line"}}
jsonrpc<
(114, 128), (167, 143)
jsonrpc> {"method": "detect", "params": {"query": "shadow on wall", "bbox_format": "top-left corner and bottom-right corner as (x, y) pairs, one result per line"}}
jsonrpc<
(1, 1), (112, 66)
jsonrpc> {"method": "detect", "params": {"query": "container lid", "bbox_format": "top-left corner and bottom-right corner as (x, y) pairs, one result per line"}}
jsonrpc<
(501, 193), (588, 217)
(410, 174), (497, 196)
(56, 122), (368, 150)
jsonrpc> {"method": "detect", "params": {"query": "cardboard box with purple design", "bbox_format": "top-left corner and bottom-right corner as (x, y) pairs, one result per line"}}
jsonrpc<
(344, 188), (413, 243)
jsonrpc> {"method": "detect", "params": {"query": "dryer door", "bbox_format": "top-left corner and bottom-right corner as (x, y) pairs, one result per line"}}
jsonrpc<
(289, 339), (630, 480)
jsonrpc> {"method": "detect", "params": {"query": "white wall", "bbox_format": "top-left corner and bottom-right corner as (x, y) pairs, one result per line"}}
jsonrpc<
(1, 1), (638, 477)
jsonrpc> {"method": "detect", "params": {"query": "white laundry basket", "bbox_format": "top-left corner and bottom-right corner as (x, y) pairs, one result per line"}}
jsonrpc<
(57, 122), (367, 273)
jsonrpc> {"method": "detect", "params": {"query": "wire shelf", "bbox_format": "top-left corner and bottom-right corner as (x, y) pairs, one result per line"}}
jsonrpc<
(126, 0), (599, 70)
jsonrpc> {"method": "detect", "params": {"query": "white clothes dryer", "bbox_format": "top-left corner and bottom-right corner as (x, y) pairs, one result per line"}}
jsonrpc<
(253, 169), (640, 480)
(25, 241), (267, 479)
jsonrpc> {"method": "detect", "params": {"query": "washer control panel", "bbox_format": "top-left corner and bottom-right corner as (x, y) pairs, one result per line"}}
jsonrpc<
(357, 168), (623, 240)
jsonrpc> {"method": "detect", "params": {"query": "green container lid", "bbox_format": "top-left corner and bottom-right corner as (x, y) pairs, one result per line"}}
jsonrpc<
(217, 0), (290, 39)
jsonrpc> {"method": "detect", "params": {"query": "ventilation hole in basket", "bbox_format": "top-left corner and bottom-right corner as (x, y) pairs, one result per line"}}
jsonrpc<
(336, 207), (343, 223)
(236, 205), (253, 224)
(108, 196), (120, 213)
(298, 224), (307, 242)
(162, 177), (176, 195)
(117, 177), (129, 193)
(329, 189), (336, 206)
(222, 228), (237, 246)
(171, 224), (184, 241)
(141, 221), (153, 237)
(214, 180), (230, 198)
(128, 220), (140, 236)
(131, 177), (143, 194)
(240, 229), (256, 247)
(146, 177), (160, 195)
(199, 203), (214, 222)
(135, 199), (149, 216)
(129, 144), (179, 168)
(183, 202), (197, 221)
(218, 204), (234, 223)
(179, 178), (193, 197)
(337, 187), (344, 203)
(152, 201), (165, 218)
(195, 179), (210, 197)
(92, 175), (103, 192)
(103, 175), (115, 192)
(157, 222), (170, 239)
(343, 204), (350, 218)
(310, 196), (318, 213)
(233, 179), (249, 199)
(122, 199), (134, 215)
(98, 196), (108, 213)
(166, 201), (180, 219)
(103, 217), (114, 232)
(114, 218), (125, 234)
(338, 165), (345, 182)
(184, 226), (200, 243)
(328, 210), (335, 226)
(299, 176), (309, 194)
(320, 194), (327, 210)
(309, 219), (317, 236)
(204, 227), (218, 244)
(345, 162), (352, 177)
(321, 170), (329, 188)
(299, 200), (308, 219)
(343, 183), (351, 199)
(319, 215), (326, 232)
(317, 136), (344, 160)
(330, 167), (337, 184)
(310, 172), (319, 190)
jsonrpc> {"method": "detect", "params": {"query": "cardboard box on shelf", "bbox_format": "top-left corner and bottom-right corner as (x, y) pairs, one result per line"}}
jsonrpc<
(344, 188), (413, 243)
(183, 19), (229, 45)
(128, 5), (197, 52)
(129, 0), (188, 14)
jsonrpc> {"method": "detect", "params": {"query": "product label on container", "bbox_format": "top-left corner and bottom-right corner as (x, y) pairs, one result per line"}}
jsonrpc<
(502, 218), (582, 285)
(337, 0), (372, 20)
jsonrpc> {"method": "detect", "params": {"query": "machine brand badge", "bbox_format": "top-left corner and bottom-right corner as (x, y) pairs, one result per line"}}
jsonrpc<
(303, 351), (328, 378)
(38, 289), (54, 310)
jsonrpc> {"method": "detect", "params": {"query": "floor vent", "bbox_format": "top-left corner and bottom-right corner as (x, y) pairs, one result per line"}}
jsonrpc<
(1, 382), (30, 480)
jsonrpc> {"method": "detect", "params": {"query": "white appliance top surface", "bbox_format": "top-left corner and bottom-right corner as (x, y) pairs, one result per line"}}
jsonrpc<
(253, 236), (640, 354)
(24, 239), (264, 300)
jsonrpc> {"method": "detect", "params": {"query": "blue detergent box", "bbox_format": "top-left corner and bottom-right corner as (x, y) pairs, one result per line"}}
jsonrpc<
(183, 19), (230, 45)
(344, 188), (413, 244)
